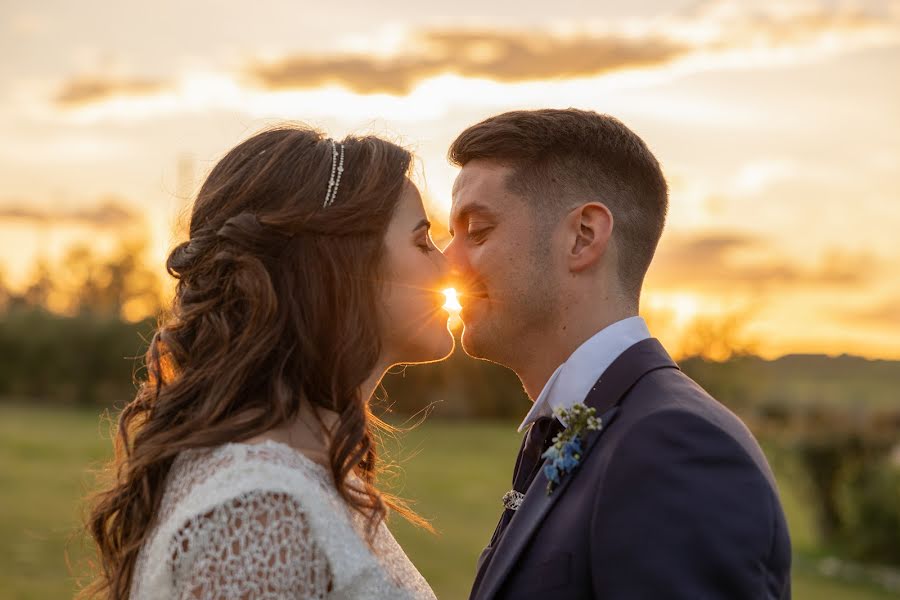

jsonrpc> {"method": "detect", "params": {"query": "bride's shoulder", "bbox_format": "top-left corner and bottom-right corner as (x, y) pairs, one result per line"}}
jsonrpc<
(158, 440), (332, 521)
(134, 443), (339, 599)
(178, 438), (327, 476)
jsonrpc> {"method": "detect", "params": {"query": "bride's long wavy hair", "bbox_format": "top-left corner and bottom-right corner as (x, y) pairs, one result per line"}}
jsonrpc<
(82, 125), (426, 599)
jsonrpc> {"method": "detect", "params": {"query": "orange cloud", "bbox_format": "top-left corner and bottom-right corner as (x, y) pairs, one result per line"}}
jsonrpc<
(247, 30), (688, 95)
(649, 233), (875, 290)
(841, 298), (900, 328)
(0, 198), (138, 227)
(54, 75), (168, 107)
(720, 6), (894, 45)
(245, 7), (899, 95)
(47, 5), (900, 107)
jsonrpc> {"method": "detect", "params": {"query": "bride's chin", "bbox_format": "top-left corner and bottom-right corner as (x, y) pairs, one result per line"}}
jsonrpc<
(435, 329), (456, 360)
(426, 326), (456, 362)
(406, 326), (455, 365)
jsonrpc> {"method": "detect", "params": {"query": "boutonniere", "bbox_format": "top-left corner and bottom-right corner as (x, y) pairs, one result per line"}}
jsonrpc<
(541, 404), (602, 494)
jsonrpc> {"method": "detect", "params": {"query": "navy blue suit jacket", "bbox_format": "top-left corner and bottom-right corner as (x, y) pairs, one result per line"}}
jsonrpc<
(469, 338), (792, 599)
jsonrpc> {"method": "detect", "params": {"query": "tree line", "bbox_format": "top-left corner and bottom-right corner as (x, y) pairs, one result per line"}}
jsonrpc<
(0, 238), (898, 567)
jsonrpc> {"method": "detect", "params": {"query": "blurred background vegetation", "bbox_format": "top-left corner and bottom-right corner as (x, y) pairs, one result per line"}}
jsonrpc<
(0, 235), (898, 599)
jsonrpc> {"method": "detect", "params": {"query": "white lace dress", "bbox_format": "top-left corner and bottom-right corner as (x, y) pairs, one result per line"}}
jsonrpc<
(131, 440), (437, 600)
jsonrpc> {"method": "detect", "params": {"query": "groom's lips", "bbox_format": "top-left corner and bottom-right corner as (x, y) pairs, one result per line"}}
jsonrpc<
(462, 288), (488, 304)
(460, 290), (488, 319)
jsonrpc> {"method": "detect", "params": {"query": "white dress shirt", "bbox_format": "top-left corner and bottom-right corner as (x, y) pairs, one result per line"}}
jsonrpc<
(517, 316), (652, 432)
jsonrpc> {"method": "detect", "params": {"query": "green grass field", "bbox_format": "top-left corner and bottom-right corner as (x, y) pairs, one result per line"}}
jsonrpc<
(0, 403), (897, 599)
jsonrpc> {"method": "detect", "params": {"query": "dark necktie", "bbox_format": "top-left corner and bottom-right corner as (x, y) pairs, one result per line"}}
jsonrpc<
(514, 416), (564, 492)
(493, 417), (564, 544)
(470, 417), (566, 596)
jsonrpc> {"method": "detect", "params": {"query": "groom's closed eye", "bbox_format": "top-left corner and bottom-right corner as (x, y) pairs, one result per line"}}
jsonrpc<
(466, 224), (493, 244)
(449, 203), (496, 240)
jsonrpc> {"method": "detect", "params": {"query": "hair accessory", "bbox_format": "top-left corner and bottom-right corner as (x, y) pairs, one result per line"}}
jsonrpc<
(323, 139), (345, 208)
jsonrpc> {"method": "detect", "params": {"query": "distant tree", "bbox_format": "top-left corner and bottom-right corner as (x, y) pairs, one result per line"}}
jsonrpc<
(17, 257), (57, 311)
(56, 239), (163, 320)
(841, 461), (900, 564)
(0, 265), (8, 311)
(678, 311), (758, 361)
(0, 235), (164, 405)
(788, 410), (900, 551)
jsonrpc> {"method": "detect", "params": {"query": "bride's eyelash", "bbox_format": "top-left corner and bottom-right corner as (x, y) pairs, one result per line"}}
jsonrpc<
(417, 236), (435, 253)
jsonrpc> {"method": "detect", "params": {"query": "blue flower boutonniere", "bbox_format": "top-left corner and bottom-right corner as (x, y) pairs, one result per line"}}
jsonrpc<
(541, 404), (602, 495)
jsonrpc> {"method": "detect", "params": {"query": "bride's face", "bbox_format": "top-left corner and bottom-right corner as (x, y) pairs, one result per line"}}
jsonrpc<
(379, 180), (455, 365)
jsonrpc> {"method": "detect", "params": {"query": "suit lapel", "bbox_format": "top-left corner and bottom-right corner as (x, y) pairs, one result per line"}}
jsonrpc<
(472, 338), (678, 600)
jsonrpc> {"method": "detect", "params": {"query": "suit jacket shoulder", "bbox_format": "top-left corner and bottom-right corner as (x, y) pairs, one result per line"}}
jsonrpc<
(605, 366), (779, 486)
(473, 340), (792, 600)
(584, 367), (791, 598)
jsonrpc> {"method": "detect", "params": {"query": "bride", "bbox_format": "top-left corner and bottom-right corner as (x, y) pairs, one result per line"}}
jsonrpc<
(83, 125), (453, 599)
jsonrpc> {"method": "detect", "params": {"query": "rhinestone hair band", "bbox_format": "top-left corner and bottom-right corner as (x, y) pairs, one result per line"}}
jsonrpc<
(323, 139), (345, 208)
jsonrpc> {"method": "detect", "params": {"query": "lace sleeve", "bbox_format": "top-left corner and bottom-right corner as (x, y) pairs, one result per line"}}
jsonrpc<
(171, 490), (334, 599)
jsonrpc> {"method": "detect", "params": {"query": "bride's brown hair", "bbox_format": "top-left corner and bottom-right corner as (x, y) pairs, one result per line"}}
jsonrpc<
(82, 125), (425, 599)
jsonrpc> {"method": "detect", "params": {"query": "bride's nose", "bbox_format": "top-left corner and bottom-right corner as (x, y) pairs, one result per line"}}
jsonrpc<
(434, 249), (450, 279)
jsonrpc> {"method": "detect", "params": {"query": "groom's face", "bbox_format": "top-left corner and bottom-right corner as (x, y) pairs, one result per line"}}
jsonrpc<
(445, 160), (557, 362)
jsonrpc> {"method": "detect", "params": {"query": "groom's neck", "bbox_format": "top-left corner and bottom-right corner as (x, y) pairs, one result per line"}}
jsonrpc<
(515, 303), (637, 401)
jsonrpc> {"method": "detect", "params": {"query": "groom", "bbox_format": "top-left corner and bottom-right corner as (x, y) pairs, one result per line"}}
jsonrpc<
(444, 109), (791, 599)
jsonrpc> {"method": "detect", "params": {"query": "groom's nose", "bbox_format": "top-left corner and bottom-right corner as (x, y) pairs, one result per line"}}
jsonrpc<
(443, 241), (482, 303)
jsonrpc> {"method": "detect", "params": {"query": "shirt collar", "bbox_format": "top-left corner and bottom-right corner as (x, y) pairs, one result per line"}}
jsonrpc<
(517, 316), (651, 433)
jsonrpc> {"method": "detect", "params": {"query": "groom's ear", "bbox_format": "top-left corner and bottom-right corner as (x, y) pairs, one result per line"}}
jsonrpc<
(565, 202), (613, 273)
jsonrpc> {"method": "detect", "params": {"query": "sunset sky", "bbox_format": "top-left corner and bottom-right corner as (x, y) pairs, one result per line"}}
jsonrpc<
(1, 0), (898, 359)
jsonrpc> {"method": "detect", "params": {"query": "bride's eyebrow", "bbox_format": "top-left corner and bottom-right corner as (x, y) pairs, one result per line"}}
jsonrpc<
(412, 219), (431, 233)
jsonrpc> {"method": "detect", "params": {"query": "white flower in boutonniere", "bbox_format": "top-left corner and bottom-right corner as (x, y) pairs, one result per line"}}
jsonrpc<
(541, 404), (602, 494)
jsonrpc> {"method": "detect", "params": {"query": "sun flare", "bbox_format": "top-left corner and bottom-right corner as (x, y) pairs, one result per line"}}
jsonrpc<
(442, 287), (462, 313)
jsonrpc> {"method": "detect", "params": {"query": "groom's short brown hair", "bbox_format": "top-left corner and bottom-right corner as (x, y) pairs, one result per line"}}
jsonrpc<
(448, 108), (668, 300)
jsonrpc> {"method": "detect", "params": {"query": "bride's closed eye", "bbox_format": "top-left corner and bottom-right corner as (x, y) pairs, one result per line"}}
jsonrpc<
(417, 232), (436, 254)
